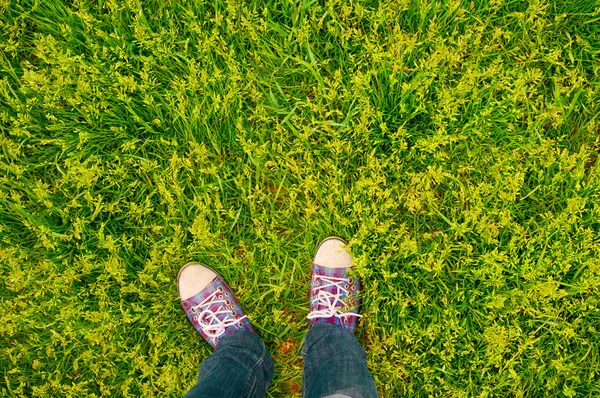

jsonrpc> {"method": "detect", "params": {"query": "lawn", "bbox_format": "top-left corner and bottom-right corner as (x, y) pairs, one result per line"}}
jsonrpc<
(1, 0), (599, 396)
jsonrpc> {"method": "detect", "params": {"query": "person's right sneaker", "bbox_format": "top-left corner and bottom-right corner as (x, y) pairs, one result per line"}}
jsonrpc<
(307, 237), (363, 333)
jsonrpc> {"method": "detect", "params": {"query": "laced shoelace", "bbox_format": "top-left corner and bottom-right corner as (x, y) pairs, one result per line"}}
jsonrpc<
(191, 288), (246, 338)
(307, 274), (363, 321)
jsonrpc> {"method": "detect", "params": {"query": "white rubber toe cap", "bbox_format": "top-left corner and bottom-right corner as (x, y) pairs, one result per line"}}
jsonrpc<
(177, 263), (218, 300)
(313, 237), (353, 269)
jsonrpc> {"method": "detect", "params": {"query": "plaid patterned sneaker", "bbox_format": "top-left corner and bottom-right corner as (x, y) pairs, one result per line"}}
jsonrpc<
(177, 263), (255, 348)
(307, 237), (363, 333)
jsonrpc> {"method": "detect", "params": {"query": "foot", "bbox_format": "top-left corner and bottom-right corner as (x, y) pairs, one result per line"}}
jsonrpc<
(307, 237), (362, 333)
(178, 263), (255, 348)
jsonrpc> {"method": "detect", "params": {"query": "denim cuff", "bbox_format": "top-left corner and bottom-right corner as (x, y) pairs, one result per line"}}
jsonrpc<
(185, 331), (274, 398)
(302, 323), (377, 398)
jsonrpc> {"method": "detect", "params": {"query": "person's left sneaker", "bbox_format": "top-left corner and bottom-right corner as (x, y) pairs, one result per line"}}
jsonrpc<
(177, 262), (255, 348)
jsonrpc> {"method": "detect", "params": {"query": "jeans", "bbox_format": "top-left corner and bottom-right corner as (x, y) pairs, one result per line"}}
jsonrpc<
(184, 322), (378, 398)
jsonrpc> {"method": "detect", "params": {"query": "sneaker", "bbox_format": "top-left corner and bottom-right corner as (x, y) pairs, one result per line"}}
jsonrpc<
(307, 237), (363, 333)
(177, 262), (255, 348)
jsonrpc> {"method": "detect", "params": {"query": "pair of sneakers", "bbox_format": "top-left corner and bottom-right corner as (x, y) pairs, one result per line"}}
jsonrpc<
(177, 237), (362, 348)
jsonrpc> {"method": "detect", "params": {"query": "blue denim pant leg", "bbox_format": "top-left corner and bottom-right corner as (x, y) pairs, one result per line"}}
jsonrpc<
(184, 330), (274, 398)
(302, 323), (378, 398)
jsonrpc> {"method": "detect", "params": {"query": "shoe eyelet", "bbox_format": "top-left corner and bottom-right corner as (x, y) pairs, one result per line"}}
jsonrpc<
(344, 284), (349, 289)
(193, 316), (198, 321)
(191, 307), (197, 313)
(218, 294), (224, 299)
(226, 300), (231, 305)
(351, 285), (356, 291)
(217, 286), (224, 293)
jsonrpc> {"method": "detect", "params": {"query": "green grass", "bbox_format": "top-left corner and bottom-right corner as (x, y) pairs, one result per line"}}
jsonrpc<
(1, 0), (600, 396)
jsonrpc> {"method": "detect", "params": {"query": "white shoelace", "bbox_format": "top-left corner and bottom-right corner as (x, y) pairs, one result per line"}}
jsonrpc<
(191, 289), (246, 338)
(307, 275), (363, 320)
